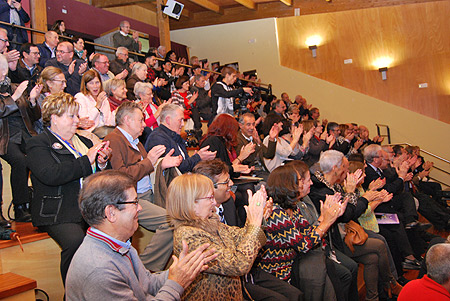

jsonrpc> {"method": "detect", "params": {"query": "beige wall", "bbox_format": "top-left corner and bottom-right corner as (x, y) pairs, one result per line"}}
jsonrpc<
(171, 18), (450, 186)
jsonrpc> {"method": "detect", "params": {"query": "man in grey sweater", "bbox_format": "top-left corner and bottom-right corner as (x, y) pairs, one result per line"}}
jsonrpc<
(66, 170), (216, 300)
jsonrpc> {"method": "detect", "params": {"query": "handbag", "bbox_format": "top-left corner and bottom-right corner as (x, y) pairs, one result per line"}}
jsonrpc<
(344, 220), (368, 253)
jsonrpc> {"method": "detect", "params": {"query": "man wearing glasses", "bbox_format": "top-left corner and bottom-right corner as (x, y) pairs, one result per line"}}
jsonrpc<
(91, 53), (128, 85)
(0, 27), (19, 71)
(66, 170), (217, 300)
(45, 41), (88, 96)
(9, 42), (42, 90)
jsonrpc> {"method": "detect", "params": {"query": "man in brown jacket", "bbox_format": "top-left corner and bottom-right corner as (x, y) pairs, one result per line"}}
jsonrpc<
(105, 101), (182, 272)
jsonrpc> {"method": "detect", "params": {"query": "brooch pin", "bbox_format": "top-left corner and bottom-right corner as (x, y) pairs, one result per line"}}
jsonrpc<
(52, 142), (63, 150)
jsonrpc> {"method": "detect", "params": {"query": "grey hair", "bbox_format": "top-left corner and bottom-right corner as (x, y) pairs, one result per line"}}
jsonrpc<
(131, 62), (146, 76)
(134, 82), (153, 99)
(319, 150), (345, 174)
(119, 20), (129, 29)
(79, 170), (136, 227)
(115, 101), (142, 126)
(116, 46), (128, 56)
(160, 103), (183, 124)
(427, 243), (450, 284)
(239, 112), (255, 124)
(104, 78), (125, 96)
(363, 144), (382, 164)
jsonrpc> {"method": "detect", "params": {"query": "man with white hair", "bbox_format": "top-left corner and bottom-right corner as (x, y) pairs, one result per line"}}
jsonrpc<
(109, 46), (132, 76)
(398, 243), (450, 300)
(113, 20), (141, 62)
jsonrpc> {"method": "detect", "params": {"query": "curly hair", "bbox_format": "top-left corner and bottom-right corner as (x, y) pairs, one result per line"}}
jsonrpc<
(267, 165), (301, 210)
(200, 114), (239, 149)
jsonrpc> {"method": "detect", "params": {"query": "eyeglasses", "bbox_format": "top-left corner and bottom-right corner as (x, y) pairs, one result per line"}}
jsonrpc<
(196, 195), (215, 202)
(0, 38), (8, 43)
(215, 177), (231, 186)
(117, 199), (140, 206)
(97, 61), (110, 65)
(55, 50), (72, 54)
(52, 79), (67, 84)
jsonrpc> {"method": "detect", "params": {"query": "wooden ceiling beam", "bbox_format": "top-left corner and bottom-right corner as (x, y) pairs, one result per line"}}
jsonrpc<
(234, 0), (256, 10)
(188, 0), (223, 14)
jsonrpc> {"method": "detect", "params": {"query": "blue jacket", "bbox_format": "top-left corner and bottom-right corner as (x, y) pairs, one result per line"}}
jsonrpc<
(145, 124), (201, 173)
(0, 1), (30, 47)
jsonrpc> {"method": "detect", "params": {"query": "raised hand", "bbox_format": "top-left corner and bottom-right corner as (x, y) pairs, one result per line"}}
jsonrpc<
(245, 188), (267, 226)
(147, 145), (166, 166)
(29, 83), (43, 105)
(369, 177), (386, 191)
(239, 142), (256, 161)
(11, 80), (28, 101)
(160, 148), (182, 169)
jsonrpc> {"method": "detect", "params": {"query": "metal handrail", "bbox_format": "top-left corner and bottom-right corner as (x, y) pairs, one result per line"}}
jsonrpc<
(0, 20), (268, 87)
(376, 123), (391, 144)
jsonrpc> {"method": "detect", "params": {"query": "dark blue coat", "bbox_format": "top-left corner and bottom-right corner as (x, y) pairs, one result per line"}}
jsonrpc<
(145, 124), (201, 173)
(0, 1), (30, 48)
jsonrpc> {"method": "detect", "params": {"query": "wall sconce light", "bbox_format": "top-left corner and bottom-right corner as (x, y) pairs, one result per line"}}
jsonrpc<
(309, 45), (317, 58)
(305, 35), (322, 58)
(379, 67), (388, 80)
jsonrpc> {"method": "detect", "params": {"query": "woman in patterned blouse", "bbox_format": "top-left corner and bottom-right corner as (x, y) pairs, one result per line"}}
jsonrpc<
(258, 164), (345, 300)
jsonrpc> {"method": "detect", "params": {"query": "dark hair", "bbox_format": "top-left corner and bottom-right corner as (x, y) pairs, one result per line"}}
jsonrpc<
(267, 165), (300, 210)
(145, 52), (156, 59)
(71, 36), (83, 44)
(327, 122), (338, 134)
(285, 160), (309, 179)
(19, 43), (36, 57)
(50, 20), (65, 34)
(392, 145), (404, 157)
(80, 69), (103, 96)
(175, 75), (190, 89)
(165, 50), (176, 61)
(162, 60), (172, 67)
(193, 159), (229, 184)
(279, 119), (292, 136)
(192, 64), (201, 71)
(201, 114), (239, 149)
(348, 153), (365, 163)
(79, 170), (136, 226)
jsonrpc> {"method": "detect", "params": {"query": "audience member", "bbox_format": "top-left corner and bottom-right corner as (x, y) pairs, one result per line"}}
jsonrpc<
(398, 243), (450, 300)
(9, 42), (42, 91)
(37, 30), (58, 67)
(50, 19), (69, 37)
(210, 66), (253, 116)
(66, 170), (217, 300)
(171, 75), (201, 135)
(145, 104), (216, 173)
(71, 36), (86, 61)
(0, 27), (19, 71)
(0, 54), (41, 222)
(134, 82), (165, 131)
(167, 173), (267, 300)
(0, 0), (30, 50)
(104, 101), (181, 271)
(75, 69), (115, 132)
(190, 74), (213, 124)
(45, 41), (88, 96)
(126, 62), (147, 100)
(104, 78), (128, 111)
(26, 92), (111, 285)
(109, 46), (131, 76)
(112, 20), (141, 62)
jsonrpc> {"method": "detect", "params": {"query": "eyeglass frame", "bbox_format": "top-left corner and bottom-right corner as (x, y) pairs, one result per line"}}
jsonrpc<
(116, 199), (140, 206)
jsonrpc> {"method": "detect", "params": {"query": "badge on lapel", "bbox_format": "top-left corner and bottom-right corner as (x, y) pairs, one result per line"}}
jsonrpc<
(52, 142), (63, 150)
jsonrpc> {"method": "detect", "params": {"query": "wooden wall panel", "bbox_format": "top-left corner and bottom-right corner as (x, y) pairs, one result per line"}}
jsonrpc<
(276, 1), (450, 124)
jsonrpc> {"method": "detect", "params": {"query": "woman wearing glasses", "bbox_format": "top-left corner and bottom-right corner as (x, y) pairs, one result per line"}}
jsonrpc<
(167, 173), (268, 300)
(26, 92), (111, 286)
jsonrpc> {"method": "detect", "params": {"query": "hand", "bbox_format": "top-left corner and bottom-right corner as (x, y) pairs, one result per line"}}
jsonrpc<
(68, 60), (76, 75)
(115, 69), (128, 80)
(161, 148), (182, 169)
(353, 139), (364, 150)
(168, 241), (218, 289)
(319, 193), (345, 226)
(376, 190), (393, 203)
(252, 129), (262, 144)
(239, 142), (255, 161)
(243, 87), (254, 95)
(361, 190), (379, 202)
(344, 132), (355, 141)
(418, 169), (430, 179)
(302, 128), (314, 146)
(12, 0), (21, 10)
(29, 83), (43, 105)
(81, 50), (87, 60)
(320, 131), (328, 140)
(78, 61), (88, 75)
(343, 169), (364, 193)
(326, 134), (335, 144)
(291, 125), (303, 142)
(87, 141), (108, 164)
(404, 172), (413, 182)
(4, 49), (20, 62)
(147, 145), (166, 166)
(78, 117), (95, 130)
(96, 141), (112, 164)
(232, 163), (254, 174)
(189, 91), (198, 104)
(423, 161), (434, 171)
(97, 91), (108, 106)
(244, 187), (267, 226)
(11, 80), (28, 101)
(196, 145), (216, 161)
(368, 177), (385, 191)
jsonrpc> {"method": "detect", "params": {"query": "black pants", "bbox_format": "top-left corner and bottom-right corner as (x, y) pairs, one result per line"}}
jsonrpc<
(0, 142), (29, 206)
(40, 222), (87, 286)
(334, 249), (359, 301)
(244, 267), (303, 301)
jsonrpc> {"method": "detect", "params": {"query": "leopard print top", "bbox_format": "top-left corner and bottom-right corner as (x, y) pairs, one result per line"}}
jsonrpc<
(173, 221), (266, 300)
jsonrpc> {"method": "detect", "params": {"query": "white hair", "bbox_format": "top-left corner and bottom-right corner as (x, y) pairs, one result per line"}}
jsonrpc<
(319, 150), (344, 174)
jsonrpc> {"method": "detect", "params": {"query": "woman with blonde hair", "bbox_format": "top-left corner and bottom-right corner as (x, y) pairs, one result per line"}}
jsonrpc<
(75, 69), (115, 132)
(167, 173), (268, 300)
